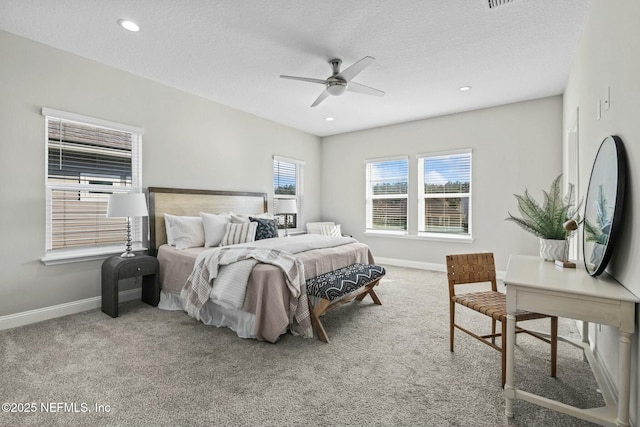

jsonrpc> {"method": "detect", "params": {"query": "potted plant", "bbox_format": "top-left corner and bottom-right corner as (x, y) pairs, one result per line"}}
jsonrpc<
(506, 174), (581, 261)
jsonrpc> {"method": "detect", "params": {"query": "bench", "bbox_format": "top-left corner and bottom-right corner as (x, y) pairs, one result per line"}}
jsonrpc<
(305, 263), (385, 342)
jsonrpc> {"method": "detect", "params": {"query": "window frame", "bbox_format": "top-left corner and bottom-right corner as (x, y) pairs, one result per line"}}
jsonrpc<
(41, 108), (144, 265)
(364, 156), (409, 235)
(417, 149), (472, 241)
(273, 155), (305, 234)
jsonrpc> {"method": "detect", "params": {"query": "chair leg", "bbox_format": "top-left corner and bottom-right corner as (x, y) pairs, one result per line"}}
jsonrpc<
(501, 320), (507, 387)
(450, 301), (455, 352)
(491, 318), (497, 345)
(550, 316), (558, 378)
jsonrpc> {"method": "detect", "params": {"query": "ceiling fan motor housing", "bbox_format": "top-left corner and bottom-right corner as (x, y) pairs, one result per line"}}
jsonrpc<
(326, 77), (347, 96)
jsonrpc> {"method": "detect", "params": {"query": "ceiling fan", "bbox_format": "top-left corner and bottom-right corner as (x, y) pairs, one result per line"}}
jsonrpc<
(280, 56), (385, 107)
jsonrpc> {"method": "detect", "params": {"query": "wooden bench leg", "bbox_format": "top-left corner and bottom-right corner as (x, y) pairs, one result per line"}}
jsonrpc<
(367, 287), (382, 305)
(309, 298), (331, 343)
(355, 278), (382, 304)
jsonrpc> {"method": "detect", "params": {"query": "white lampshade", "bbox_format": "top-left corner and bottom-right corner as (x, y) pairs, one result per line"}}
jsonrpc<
(107, 193), (148, 218)
(276, 199), (297, 215)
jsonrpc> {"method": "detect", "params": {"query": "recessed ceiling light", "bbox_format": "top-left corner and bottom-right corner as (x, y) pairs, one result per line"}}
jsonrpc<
(459, 86), (472, 92)
(325, 117), (334, 122)
(118, 19), (140, 32)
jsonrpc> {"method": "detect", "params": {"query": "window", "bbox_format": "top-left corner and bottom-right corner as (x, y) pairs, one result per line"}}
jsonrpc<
(365, 157), (409, 233)
(418, 150), (471, 237)
(42, 108), (143, 262)
(273, 155), (304, 231)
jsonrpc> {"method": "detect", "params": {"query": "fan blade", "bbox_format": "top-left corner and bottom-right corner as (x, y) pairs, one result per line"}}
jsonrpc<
(347, 81), (385, 97)
(311, 90), (330, 107)
(280, 75), (326, 85)
(337, 56), (375, 82)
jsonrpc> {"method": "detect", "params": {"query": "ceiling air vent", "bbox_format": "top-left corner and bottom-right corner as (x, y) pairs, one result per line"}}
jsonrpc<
(486, 0), (517, 9)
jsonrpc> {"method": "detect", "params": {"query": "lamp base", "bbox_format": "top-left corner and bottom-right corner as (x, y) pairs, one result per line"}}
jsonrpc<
(283, 214), (290, 237)
(120, 219), (136, 257)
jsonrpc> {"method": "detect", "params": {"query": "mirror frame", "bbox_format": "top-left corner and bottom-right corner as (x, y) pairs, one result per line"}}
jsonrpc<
(582, 135), (626, 276)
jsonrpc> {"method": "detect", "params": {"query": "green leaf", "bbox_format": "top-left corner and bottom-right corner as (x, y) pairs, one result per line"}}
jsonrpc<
(505, 174), (581, 240)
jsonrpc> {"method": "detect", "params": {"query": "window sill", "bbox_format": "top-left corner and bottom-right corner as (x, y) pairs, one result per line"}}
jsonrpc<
(41, 245), (147, 265)
(364, 231), (474, 243)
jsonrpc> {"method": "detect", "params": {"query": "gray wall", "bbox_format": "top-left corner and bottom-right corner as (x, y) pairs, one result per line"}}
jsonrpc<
(0, 31), (322, 317)
(321, 96), (564, 271)
(563, 1), (640, 423)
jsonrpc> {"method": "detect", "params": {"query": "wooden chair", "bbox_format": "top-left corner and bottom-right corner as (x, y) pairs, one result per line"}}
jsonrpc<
(445, 252), (557, 386)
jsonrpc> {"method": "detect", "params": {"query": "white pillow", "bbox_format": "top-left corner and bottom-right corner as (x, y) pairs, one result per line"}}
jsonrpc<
(230, 213), (251, 224)
(200, 212), (231, 247)
(165, 214), (200, 245)
(164, 214), (176, 245)
(165, 214), (205, 249)
(230, 212), (274, 223)
(320, 223), (342, 237)
(221, 222), (257, 246)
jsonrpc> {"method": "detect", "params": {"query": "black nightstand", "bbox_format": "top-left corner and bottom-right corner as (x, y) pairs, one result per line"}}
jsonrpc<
(101, 254), (160, 318)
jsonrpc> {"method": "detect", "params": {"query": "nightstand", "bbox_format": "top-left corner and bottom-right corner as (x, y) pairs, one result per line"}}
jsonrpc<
(101, 254), (160, 317)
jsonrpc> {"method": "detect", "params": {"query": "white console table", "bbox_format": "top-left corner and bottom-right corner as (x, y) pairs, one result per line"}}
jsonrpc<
(504, 255), (639, 427)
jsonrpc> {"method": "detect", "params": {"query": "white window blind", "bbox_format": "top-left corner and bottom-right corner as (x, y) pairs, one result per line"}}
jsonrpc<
(273, 155), (304, 230)
(418, 150), (471, 236)
(365, 157), (408, 232)
(43, 109), (143, 253)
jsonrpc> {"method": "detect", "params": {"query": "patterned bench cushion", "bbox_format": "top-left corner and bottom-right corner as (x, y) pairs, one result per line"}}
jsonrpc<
(306, 263), (386, 301)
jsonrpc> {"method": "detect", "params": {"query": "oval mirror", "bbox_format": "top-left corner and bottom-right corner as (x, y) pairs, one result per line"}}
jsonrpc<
(583, 135), (626, 276)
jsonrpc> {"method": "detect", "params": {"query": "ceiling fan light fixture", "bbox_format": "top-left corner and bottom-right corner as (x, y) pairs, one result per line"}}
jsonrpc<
(326, 81), (347, 96)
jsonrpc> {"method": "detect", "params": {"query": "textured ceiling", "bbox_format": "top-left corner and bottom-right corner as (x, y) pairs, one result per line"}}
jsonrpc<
(0, 0), (590, 137)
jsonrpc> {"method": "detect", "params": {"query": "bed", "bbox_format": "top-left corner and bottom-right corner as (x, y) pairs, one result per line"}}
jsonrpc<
(148, 187), (375, 343)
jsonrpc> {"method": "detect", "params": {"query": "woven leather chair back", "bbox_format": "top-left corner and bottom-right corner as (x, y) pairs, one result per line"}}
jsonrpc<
(446, 252), (497, 293)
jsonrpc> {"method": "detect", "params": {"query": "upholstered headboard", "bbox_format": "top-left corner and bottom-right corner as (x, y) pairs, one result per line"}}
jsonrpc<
(147, 187), (268, 255)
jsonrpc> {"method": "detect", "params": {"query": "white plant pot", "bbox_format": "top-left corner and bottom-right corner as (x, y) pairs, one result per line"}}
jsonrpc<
(539, 238), (568, 262)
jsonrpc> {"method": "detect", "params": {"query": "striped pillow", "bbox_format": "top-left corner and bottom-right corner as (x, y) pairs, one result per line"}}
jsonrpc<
(221, 222), (257, 246)
(320, 223), (341, 237)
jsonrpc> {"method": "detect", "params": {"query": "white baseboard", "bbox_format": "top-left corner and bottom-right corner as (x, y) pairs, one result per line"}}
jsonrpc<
(0, 288), (142, 331)
(375, 257), (446, 272)
(376, 257), (506, 280)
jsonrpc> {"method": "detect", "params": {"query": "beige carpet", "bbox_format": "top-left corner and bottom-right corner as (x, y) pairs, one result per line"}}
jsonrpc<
(0, 265), (603, 426)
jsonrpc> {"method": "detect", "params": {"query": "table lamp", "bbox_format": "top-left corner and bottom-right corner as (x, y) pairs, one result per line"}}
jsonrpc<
(107, 193), (148, 257)
(276, 199), (297, 237)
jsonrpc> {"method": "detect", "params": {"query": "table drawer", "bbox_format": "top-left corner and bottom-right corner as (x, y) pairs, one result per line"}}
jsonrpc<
(118, 260), (156, 278)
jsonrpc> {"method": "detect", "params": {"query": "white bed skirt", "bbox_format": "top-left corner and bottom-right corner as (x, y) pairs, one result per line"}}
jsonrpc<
(158, 290), (258, 339)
